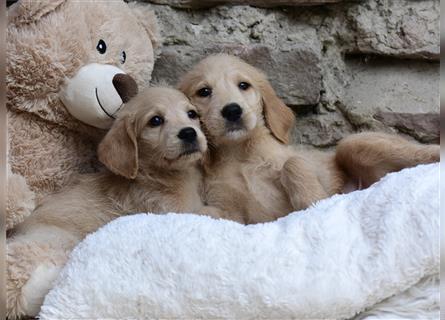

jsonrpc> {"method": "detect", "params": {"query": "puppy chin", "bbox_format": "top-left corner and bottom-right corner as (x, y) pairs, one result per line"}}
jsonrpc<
(169, 150), (202, 168)
(221, 118), (256, 142)
(165, 144), (205, 165)
(178, 151), (203, 162)
(224, 129), (248, 141)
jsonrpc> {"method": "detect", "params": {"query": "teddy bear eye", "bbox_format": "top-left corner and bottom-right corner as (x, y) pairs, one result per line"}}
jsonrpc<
(96, 39), (107, 54)
(120, 51), (126, 64)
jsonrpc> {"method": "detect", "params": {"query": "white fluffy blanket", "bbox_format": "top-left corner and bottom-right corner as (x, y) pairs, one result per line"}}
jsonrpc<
(39, 164), (439, 320)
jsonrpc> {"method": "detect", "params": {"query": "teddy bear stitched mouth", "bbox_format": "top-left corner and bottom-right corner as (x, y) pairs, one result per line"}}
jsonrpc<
(95, 87), (122, 120)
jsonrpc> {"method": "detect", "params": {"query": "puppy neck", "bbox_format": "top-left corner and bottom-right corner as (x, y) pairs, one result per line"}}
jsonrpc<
(207, 126), (284, 165)
(139, 158), (194, 173)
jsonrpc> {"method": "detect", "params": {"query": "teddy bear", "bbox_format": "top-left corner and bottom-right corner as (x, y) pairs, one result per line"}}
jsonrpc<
(6, 0), (160, 317)
(6, 0), (160, 231)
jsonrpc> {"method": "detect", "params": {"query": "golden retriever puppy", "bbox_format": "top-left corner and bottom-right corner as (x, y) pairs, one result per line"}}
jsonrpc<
(178, 54), (439, 224)
(7, 87), (224, 318)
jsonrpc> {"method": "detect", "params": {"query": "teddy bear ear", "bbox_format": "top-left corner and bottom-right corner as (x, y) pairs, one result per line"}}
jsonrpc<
(7, 0), (66, 27)
(127, 2), (161, 49)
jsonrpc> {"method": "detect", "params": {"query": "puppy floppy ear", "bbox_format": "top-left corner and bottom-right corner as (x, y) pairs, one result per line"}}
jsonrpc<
(259, 80), (295, 144)
(98, 115), (139, 179)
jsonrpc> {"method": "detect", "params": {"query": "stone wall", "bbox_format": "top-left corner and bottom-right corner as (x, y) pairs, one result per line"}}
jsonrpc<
(133, 0), (439, 147)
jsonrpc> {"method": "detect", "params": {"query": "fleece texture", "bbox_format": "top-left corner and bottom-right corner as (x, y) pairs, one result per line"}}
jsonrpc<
(353, 274), (439, 319)
(39, 164), (439, 320)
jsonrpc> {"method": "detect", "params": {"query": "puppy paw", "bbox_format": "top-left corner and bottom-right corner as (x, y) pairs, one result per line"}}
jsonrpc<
(21, 264), (63, 317)
(7, 240), (66, 318)
(281, 157), (328, 211)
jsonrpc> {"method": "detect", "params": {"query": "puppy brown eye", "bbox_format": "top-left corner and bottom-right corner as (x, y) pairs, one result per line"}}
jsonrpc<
(238, 82), (250, 90)
(149, 116), (164, 127)
(197, 87), (212, 97)
(187, 110), (199, 119)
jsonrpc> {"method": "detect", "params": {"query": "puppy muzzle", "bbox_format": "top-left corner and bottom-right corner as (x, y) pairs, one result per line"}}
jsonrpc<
(221, 103), (243, 123)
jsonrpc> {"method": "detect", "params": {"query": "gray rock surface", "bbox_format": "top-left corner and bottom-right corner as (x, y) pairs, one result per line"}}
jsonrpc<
(149, 5), (323, 106)
(134, 0), (439, 146)
(340, 56), (439, 142)
(341, 0), (440, 60)
(152, 44), (322, 106)
(147, 0), (343, 8)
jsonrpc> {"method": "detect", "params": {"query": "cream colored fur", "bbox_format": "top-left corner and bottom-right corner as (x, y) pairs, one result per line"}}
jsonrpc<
(6, 167), (35, 232)
(6, 0), (159, 228)
(7, 87), (224, 319)
(179, 54), (439, 224)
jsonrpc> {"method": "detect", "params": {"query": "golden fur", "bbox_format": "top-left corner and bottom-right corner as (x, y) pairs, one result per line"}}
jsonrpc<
(179, 54), (439, 224)
(7, 87), (224, 319)
(335, 132), (439, 189)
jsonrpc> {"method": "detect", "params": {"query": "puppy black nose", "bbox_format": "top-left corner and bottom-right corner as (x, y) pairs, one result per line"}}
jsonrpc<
(221, 103), (243, 122)
(178, 127), (197, 143)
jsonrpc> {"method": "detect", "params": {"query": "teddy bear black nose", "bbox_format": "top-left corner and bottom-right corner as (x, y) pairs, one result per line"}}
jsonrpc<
(178, 127), (197, 143)
(112, 73), (138, 103)
(221, 103), (243, 122)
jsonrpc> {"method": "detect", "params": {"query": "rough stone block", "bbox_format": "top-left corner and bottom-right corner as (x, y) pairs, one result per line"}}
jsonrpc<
(149, 4), (323, 106)
(340, 56), (439, 142)
(341, 0), (439, 60)
(374, 112), (439, 143)
(145, 0), (343, 8)
(293, 110), (355, 147)
(137, 0), (439, 146)
(152, 44), (321, 106)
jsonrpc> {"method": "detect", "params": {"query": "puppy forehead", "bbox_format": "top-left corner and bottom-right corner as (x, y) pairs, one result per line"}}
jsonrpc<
(207, 55), (250, 71)
(144, 87), (189, 105)
(189, 59), (254, 89)
(130, 87), (191, 112)
(200, 54), (246, 68)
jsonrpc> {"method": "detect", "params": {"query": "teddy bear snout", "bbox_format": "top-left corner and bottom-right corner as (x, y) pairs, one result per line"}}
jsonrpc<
(112, 74), (138, 103)
(59, 63), (139, 129)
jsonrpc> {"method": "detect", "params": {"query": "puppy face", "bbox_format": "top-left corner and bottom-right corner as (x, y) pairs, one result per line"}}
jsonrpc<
(98, 87), (207, 178)
(179, 54), (295, 145)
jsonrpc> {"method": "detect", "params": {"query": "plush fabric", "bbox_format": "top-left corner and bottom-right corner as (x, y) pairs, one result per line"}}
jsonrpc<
(39, 164), (439, 319)
(6, 167), (35, 231)
(6, 0), (159, 228)
(353, 274), (439, 319)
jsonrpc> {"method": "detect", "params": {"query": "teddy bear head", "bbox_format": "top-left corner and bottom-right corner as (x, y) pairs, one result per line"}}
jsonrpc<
(7, 0), (159, 130)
